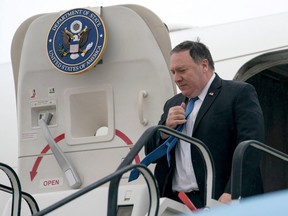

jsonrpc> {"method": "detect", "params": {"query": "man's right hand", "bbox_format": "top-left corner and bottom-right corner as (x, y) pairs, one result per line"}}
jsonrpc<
(165, 102), (187, 129)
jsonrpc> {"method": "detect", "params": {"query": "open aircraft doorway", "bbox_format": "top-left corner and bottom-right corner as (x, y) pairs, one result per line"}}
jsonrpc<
(234, 49), (288, 194)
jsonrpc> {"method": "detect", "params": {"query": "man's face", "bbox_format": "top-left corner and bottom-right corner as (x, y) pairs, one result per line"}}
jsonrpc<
(170, 50), (208, 98)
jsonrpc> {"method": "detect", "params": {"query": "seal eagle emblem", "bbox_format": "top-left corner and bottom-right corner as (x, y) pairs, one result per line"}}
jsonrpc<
(47, 8), (107, 74)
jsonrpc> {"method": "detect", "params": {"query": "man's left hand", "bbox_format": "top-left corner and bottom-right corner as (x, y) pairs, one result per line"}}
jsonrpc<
(218, 193), (232, 204)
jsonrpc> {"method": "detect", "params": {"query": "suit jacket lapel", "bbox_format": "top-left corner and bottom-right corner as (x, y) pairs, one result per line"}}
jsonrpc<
(193, 74), (222, 134)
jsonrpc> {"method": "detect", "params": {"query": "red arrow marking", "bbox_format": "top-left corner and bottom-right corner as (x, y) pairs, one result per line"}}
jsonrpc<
(115, 129), (140, 164)
(30, 134), (65, 181)
(29, 157), (43, 181)
(30, 131), (139, 181)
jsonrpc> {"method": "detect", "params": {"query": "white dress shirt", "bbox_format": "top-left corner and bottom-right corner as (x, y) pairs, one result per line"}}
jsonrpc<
(172, 73), (215, 192)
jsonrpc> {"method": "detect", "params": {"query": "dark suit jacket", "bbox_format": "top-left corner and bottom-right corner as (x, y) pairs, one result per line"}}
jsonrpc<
(145, 74), (264, 205)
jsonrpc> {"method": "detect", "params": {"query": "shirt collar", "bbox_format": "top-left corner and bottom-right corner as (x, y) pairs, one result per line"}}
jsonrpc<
(198, 73), (216, 101)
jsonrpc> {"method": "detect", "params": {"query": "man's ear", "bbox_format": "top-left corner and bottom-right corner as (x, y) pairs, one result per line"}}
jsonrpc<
(202, 59), (209, 72)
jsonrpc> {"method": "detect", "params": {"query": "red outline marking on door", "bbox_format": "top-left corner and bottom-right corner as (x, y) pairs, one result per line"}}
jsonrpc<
(30, 134), (65, 181)
(30, 130), (139, 181)
(115, 129), (140, 164)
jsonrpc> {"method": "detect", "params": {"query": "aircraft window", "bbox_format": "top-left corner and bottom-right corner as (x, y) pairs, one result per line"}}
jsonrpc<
(64, 85), (114, 145)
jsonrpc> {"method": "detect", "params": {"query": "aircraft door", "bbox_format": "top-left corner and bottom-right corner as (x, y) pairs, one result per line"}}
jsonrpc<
(14, 5), (175, 194)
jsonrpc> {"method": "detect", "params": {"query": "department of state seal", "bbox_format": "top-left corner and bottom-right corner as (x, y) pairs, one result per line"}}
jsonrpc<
(47, 8), (107, 74)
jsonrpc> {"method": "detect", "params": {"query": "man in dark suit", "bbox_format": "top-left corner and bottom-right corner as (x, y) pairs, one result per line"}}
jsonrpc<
(145, 40), (264, 208)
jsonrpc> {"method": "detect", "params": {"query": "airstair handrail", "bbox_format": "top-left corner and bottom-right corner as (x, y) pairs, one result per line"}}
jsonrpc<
(0, 184), (40, 215)
(108, 125), (215, 214)
(231, 140), (288, 199)
(0, 162), (39, 215)
(0, 162), (22, 216)
(33, 163), (159, 216)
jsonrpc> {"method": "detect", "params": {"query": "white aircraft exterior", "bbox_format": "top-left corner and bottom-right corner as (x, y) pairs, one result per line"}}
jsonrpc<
(1, 4), (288, 215)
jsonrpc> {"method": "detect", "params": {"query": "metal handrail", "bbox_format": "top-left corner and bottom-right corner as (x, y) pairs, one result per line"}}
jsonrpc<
(1, 162), (39, 215)
(231, 140), (288, 199)
(108, 125), (215, 214)
(33, 163), (159, 216)
(0, 184), (39, 214)
(0, 162), (22, 216)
